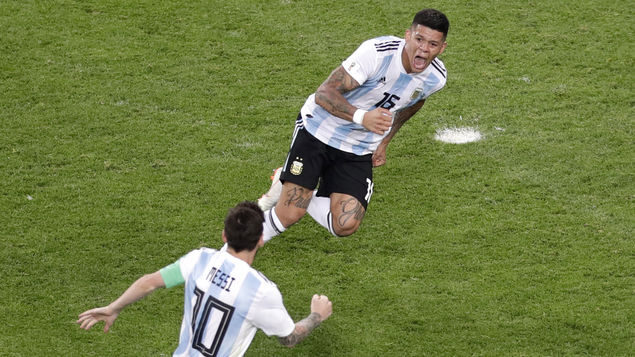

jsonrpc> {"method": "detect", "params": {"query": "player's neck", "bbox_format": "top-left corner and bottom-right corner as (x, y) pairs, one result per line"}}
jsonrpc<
(227, 248), (257, 266)
(401, 48), (413, 73)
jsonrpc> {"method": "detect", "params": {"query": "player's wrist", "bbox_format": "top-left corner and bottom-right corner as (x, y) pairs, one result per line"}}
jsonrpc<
(308, 311), (324, 323)
(352, 108), (367, 125)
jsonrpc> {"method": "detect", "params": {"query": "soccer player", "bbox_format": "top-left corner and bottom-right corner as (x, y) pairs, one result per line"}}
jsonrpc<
(77, 201), (332, 356)
(258, 9), (450, 241)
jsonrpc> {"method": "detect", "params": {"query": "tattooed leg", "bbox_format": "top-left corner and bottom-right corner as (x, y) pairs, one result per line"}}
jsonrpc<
(330, 194), (365, 236)
(273, 183), (314, 227)
(282, 186), (312, 209)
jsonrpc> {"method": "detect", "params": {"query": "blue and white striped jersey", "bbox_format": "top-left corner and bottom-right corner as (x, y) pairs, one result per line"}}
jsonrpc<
(301, 35), (447, 155)
(160, 248), (295, 357)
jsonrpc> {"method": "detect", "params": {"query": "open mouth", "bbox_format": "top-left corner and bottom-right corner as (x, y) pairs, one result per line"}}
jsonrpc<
(413, 56), (427, 70)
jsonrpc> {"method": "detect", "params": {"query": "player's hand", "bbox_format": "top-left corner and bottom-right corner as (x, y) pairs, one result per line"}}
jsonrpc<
(310, 294), (333, 322)
(77, 306), (120, 333)
(372, 145), (387, 167)
(361, 108), (392, 135)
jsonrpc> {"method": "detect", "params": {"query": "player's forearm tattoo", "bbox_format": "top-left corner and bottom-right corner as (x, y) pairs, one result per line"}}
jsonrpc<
(337, 198), (365, 228)
(315, 67), (359, 118)
(278, 312), (322, 347)
(283, 187), (311, 209)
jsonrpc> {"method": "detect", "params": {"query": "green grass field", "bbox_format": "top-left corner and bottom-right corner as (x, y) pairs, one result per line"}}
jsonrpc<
(1, 0), (633, 356)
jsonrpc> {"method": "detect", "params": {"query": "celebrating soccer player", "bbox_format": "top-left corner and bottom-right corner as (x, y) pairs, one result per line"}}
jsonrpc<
(77, 201), (332, 356)
(258, 9), (450, 241)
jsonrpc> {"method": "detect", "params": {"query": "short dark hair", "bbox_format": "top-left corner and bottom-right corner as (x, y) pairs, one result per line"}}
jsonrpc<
(412, 9), (450, 39)
(223, 201), (264, 253)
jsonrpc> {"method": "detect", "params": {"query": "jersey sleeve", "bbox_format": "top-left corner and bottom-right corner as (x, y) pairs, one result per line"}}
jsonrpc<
(249, 284), (296, 337)
(179, 248), (206, 278)
(341, 39), (378, 86)
(423, 59), (448, 99)
(159, 249), (206, 288)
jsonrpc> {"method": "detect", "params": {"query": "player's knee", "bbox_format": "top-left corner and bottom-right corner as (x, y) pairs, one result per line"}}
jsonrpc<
(285, 211), (306, 226)
(329, 198), (365, 237)
(332, 220), (361, 237)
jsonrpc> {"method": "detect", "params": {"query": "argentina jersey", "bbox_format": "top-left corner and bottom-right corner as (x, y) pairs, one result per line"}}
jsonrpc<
(301, 35), (447, 155)
(168, 249), (294, 357)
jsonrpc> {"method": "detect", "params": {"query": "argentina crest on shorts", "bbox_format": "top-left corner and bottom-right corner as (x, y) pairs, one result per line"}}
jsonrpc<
(290, 159), (303, 175)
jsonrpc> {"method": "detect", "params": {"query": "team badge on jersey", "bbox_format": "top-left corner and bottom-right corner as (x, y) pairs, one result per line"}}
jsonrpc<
(410, 87), (423, 101)
(290, 160), (303, 175)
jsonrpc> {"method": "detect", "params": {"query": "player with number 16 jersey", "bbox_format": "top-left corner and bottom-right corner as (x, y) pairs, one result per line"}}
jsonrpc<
(301, 35), (447, 156)
(258, 9), (451, 241)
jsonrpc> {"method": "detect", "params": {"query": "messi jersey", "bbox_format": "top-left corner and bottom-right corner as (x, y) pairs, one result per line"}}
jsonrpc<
(301, 36), (447, 155)
(160, 249), (295, 357)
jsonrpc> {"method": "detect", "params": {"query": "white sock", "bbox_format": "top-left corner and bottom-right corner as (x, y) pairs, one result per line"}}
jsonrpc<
(262, 207), (286, 243)
(307, 193), (338, 236)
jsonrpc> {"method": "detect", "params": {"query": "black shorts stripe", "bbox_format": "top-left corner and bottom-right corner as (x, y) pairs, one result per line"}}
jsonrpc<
(283, 115), (305, 173)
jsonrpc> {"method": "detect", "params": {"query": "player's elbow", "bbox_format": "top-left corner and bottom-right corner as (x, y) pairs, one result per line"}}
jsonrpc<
(315, 80), (342, 107)
(277, 325), (307, 348)
(137, 272), (166, 293)
(277, 335), (298, 348)
(314, 87), (329, 108)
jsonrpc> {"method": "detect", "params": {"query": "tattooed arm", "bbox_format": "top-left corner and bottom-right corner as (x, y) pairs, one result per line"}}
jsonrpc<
(315, 66), (361, 121)
(279, 294), (333, 348)
(278, 312), (323, 347)
(315, 66), (392, 135)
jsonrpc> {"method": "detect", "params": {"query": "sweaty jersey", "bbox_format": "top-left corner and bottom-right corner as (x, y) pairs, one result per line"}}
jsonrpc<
(159, 248), (295, 357)
(301, 35), (447, 155)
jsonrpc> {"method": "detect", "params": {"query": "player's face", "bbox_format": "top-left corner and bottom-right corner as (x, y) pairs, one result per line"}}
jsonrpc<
(402, 24), (447, 74)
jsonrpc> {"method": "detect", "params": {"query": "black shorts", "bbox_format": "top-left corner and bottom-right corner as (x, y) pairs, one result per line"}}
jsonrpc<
(279, 117), (374, 209)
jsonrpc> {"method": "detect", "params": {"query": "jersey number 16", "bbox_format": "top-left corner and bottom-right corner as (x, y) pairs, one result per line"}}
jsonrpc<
(374, 92), (400, 110)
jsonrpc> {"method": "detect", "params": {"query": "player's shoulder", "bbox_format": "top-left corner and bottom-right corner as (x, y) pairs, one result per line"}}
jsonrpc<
(252, 269), (278, 288)
(236, 268), (283, 306)
(177, 247), (219, 277)
(182, 247), (214, 260)
(252, 270), (286, 306)
(364, 35), (402, 54)
(429, 57), (448, 79)
(185, 247), (217, 260)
